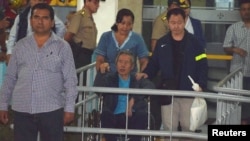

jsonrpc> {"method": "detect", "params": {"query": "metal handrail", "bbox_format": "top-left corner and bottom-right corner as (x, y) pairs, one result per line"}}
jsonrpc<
(80, 87), (250, 103)
(70, 64), (250, 141)
(76, 62), (96, 74)
(213, 68), (249, 96)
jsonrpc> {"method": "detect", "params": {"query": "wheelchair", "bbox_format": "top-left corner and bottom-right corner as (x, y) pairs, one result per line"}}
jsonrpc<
(84, 94), (156, 141)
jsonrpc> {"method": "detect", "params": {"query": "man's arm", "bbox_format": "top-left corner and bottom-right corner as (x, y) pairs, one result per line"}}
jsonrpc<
(222, 24), (247, 57)
(151, 12), (168, 52)
(64, 31), (74, 42)
(0, 29), (6, 62)
(0, 17), (10, 29)
(61, 42), (77, 125)
(0, 43), (19, 114)
(151, 39), (157, 52)
(95, 55), (105, 71)
(64, 13), (80, 42)
(127, 98), (134, 117)
(61, 42), (78, 114)
(224, 47), (247, 57)
(139, 57), (148, 72)
(0, 29), (7, 62)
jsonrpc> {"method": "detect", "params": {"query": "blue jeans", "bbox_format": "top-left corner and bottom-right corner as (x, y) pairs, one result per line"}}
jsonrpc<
(13, 108), (64, 141)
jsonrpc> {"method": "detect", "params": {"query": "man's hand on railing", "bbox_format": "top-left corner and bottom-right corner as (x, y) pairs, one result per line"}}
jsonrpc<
(99, 62), (110, 73)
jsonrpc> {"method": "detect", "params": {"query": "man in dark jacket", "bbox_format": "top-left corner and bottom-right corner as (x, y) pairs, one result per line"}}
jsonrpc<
(94, 50), (155, 141)
(142, 8), (208, 140)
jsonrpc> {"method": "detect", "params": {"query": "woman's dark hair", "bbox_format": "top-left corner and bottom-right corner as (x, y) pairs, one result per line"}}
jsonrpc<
(31, 3), (54, 20)
(167, 8), (186, 21)
(111, 8), (134, 31)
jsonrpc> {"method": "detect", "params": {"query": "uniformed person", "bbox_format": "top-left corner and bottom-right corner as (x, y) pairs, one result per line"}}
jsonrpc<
(64, 0), (100, 69)
(151, 0), (206, 52)
(151, 1), (179, 52)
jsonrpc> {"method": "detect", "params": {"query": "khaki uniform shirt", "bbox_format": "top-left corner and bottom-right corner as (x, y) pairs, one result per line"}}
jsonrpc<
(67, 8), (97, 50)
(151, 10), (169, 40)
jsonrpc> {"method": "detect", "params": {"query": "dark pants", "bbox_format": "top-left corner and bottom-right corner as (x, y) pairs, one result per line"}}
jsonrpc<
(13, 108), (64, 141)
(243, 77), (250, 90)
(242, 77), (250, 120)
(150, 71), (163, 131)
(75, 48), (93, 87)
(74, 47), (92, 70)
(150, 96), (162, 130)
(101, 110), (148, 141)
(69, 41), (93, 85)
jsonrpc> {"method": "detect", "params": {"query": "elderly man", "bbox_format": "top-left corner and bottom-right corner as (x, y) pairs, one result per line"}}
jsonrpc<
(94, 50), (155, 141)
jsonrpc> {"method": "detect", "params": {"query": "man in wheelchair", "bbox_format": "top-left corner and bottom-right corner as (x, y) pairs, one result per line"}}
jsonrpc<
(94, 50), (155, 141)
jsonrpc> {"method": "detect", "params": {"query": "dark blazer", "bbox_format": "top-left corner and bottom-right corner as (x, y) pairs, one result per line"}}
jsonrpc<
(144, 30), (208, 91)
(190, 17), (206, 49)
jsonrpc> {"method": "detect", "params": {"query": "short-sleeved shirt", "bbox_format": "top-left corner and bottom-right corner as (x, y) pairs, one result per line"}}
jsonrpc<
(94, 31), (149, 73)
(151, 10), (169, 40)
(67, 8), (97, 50)
(223, 21), (250, 77)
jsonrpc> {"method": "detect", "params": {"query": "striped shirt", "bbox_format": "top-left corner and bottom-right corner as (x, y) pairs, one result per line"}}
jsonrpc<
(0, 33), (78, 113)
(223, 21), (250, 77)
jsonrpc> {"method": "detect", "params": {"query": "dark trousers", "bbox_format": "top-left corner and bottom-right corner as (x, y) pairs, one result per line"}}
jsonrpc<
(101, 110), (148, 141)
(243, 77), (250, 90)
(74, 48), (93, 87)
(150, 71), (163, 131)
(242, 77), (250, 119)
(13, 108), (64, 141)
(150, 96), (162, 130)
(74, 48), (92, 69)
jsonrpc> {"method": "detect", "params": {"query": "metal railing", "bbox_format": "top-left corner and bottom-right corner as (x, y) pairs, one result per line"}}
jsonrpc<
(67, 64), (250, 141)
(213, 68), (250, 124)
(9, 62), (249, 141)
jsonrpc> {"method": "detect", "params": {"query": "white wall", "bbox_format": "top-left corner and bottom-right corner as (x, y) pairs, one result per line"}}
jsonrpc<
(77, 0), (117, 43)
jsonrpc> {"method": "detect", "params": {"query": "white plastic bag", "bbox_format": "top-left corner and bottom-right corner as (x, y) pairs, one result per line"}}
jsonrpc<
(189, 97), (207, 131)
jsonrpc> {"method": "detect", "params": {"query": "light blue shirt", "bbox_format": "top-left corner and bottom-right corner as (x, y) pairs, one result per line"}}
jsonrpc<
(6, 9), (66, 55)
(0, 32), (78, 114)
(114, 75), (130, 114)
(94, 31), (149, 73)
